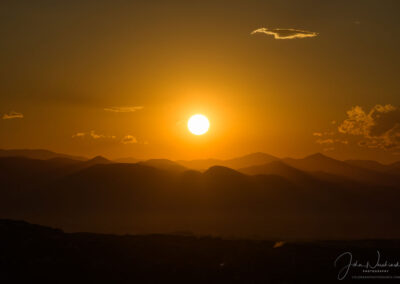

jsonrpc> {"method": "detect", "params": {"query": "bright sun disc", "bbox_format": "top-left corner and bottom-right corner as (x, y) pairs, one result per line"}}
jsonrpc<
(188, 114), (209, 135)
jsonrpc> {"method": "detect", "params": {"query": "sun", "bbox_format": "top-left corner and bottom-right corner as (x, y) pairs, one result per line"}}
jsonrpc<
(188, 114), (210, 135)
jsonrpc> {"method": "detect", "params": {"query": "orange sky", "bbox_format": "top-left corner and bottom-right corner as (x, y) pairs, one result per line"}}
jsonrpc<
(0, 0), (399, 163)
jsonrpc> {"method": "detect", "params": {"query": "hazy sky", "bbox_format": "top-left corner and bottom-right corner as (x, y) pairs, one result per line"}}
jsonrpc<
(1, 0), (399, 162)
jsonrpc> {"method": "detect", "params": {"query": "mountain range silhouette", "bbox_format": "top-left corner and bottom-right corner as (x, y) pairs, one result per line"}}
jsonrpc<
(0, 149), (399, 239)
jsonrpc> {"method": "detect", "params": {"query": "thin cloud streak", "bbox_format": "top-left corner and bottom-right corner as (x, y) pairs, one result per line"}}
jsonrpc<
(104, 106), (144, 113)
(2, 111), (24, 120)
(72, 132), (142, 145)
(72, 130), (116, 140)
(251, 28), (318, 39)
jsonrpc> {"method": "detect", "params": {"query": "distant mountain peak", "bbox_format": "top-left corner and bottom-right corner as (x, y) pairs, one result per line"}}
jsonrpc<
(88, 156), (110, 164)
(304, 152), (331, 160)
(0, 148), (86, 161)
(139, 159), (187, 173)
(239, 159), (312, 182)
(222, 152), (278, 169)
(232, 152), (277, 160)
(176, 152), (279, 171)
(145, 158), (177, 165)
(203, 166), (243, 177)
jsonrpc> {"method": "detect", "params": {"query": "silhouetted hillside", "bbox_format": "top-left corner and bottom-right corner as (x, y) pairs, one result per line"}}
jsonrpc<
(139, 159), (188, 173)
(239, 160), (314, 184)
(282, 153), (398, 185)
(177, 152), (278, 170)
(0, 156), (81, 192)
(176, 158), (223, 171)
(0, 148), (86, 161)
(204, 165), (246, 179)
(114, 157), (140, 163)
(388, 161), (400, 175)
(221, 152), (279, 169)
(1, 219), (400, 284)
(345, 159), (390, 172)
(0, 156), (113, 205)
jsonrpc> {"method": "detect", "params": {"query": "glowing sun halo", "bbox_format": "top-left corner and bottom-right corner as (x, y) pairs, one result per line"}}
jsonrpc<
(188, 114), (210, 135)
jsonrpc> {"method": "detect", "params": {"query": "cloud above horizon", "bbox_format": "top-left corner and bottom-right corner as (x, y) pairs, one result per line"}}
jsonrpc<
(251, 28), (318, 39)
(339, 104), (400, 150)
(314, 104), (400, 152)
(72, 130), (116, 140)
(104, 106), (144, 113)
(121, 135), (138, 144)
(72, 131), (142, 145)
(2, 111), (24, 120)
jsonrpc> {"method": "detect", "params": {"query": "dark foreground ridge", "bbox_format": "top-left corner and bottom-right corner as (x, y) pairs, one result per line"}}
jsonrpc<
(1, 219), (400, 283)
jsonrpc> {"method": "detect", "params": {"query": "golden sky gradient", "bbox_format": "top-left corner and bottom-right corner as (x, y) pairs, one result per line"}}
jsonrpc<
(0, 0), (399, 162)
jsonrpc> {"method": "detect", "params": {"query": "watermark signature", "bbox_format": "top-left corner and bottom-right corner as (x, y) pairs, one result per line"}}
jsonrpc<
(334, 251), (400, 280)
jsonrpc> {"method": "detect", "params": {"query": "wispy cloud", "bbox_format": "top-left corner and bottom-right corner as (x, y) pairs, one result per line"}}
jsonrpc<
(72, 130), (116, 140)
(72, 131), (144, 145)
(316, 138), (347, 145)
(251, 28), (318, 39)
(2, 111), (24, 120)
(316, 138), (334, 145)
(72, 132), (86, 138)
(121, 135), (138, 144)
(104, 106), (144, 113)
